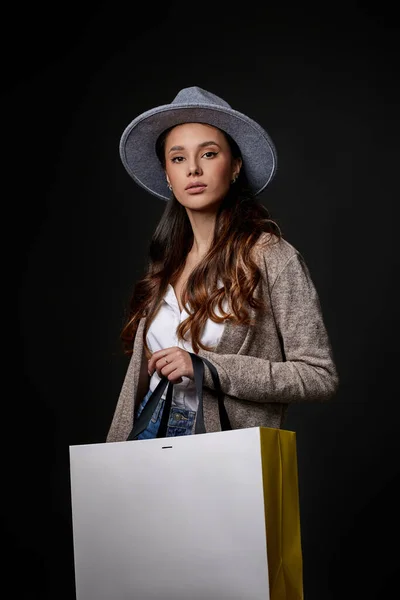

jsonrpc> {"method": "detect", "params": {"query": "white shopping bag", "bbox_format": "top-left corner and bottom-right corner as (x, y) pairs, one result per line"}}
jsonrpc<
(71, 428), (272, 600)
(69, 355), (303, 600)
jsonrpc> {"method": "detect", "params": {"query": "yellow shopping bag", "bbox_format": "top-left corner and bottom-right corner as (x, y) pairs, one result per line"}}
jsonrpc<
(261, 427), (303, 600)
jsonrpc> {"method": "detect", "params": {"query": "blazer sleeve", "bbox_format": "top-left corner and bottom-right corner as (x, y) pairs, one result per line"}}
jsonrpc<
(198, 252), (339, 403)
(106, 346), (150, 442)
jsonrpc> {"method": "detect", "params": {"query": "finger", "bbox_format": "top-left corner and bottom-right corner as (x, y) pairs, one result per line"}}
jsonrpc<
(148, 348), (174, 371)
(155, 358), (173, 378)
(166, 368), (183, 383)
(159, 361), (184, 382)
(148, 354), (166, 374)
(157, 356), (172, 370)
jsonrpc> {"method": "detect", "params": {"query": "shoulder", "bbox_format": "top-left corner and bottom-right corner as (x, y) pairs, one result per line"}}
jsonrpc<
(251, 231), (317, 291)
(252, 232), (304, 279)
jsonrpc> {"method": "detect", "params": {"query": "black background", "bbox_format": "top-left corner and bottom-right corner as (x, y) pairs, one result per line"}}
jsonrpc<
(4, 2), (399, 599)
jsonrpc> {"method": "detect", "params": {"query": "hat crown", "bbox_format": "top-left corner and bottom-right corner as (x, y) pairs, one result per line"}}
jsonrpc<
(171, 86), (232, 109)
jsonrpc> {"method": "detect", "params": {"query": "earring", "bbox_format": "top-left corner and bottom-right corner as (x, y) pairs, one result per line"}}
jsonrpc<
(231, 175), (238, 184)
(167, 183), (173, 191)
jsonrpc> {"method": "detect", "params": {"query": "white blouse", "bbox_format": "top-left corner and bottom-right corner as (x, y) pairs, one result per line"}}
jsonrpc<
(146, 283), (227, 412)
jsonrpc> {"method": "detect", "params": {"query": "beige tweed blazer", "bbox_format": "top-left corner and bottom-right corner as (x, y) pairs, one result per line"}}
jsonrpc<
(106, 233), (339, 442)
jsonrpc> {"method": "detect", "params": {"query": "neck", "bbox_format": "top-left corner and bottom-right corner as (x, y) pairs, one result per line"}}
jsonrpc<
(186, 210), (217, 258)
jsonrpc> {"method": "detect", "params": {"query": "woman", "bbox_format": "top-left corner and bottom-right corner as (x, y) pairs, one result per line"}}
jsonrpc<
(106, 86), (339, 442)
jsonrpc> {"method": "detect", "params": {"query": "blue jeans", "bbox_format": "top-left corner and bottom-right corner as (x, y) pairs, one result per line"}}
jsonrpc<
(135, 388), (197, 439)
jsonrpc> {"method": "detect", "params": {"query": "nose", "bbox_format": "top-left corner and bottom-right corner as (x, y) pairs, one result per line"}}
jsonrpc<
(187, 157), (202, 177)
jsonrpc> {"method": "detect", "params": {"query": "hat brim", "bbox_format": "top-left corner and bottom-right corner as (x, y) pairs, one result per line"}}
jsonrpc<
(119, 103), (278, 201)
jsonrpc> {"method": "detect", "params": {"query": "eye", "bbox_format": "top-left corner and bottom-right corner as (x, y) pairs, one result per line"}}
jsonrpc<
(202, 151), (218, 159)
(171, 156), (184, 163)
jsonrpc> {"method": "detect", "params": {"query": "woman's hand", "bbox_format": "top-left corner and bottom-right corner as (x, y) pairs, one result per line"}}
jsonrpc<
(148, 347), (195, 384)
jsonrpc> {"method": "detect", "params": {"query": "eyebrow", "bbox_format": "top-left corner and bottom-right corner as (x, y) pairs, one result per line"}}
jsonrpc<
(168, 140), (221, 153)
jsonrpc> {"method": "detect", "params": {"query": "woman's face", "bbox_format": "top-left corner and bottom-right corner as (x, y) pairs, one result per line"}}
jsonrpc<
(164, 122), (241, 211)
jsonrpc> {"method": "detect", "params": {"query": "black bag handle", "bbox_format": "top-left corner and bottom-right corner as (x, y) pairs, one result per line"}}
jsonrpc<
(127, 352), (232, 441)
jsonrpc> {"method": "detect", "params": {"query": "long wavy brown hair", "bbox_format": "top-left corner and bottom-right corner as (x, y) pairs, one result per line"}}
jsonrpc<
(120, 126), (282, 358)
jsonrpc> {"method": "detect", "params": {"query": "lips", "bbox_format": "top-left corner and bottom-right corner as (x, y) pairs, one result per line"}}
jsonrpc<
(185, 182), (207, 195)
(185, 181), (207, 190)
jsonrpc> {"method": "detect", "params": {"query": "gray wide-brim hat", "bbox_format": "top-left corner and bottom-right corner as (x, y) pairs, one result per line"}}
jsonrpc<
(119, 86), (278, 201)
